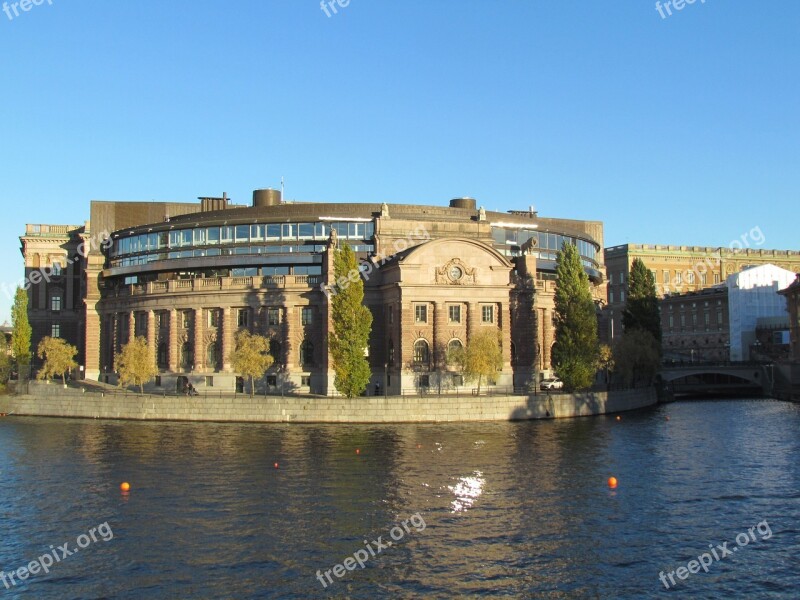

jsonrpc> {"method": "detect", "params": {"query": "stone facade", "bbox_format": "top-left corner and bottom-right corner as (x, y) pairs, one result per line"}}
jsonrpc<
(605, 243), (800, 343)
(660, 287), (729, 362)
(25, 193), (606, 395)
(779, 274), (800, 362)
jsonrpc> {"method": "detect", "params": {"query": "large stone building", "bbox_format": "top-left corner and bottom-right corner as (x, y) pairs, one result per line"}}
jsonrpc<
(19, 223), (89, 367)
(22, 191), (606, 394)
(660, 264), (796, 363)
(605, 243), (800, 342)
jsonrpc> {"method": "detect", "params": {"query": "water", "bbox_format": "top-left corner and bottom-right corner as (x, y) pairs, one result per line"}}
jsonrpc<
(1, 399), (799, 599)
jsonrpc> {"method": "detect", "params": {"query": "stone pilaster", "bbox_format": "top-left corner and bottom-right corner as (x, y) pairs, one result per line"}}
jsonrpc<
(194, 307), (205, 372)
(147, 310), (156, 369)
(542, 308), (553, 372)
(433, 301), (446, 369)
(222, 307), (233, 371)
(500, 302), (512, 370)
(168, 309), (178, 372)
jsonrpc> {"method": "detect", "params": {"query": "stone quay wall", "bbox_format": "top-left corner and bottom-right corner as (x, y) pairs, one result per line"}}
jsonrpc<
(0, 384), (657, 423)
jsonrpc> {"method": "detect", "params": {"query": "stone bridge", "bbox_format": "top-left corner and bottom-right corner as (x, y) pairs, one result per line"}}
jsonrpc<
(660, 363), (772, 396)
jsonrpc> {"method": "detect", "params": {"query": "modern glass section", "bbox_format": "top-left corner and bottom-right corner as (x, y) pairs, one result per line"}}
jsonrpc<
(491, 227), (599, 269)
(108, 221), (375, 267)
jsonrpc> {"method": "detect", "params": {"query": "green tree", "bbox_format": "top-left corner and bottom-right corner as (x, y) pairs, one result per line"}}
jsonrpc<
(36, 337), (78, 385)
(116, 336), (157, 393)
(613, 329), (660, 387)
(552, 242), (599, 391)
(597, 343), (614, 385)
(447, 331), (503, 395)
(11, 287), (31, 373)
(229, 330), (274, 397)
(623, 258), (662, 344)
(329, 243), (373, 398)
(0, 354), (11, 389)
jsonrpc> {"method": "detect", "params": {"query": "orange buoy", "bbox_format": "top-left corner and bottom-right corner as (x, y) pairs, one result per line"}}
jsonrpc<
(616, 416), (621, 421)
(356, 449), (360, 455)
(120, 482), (130, 492)
(608, 477), (618, 489)
(274, 462), (279, 469)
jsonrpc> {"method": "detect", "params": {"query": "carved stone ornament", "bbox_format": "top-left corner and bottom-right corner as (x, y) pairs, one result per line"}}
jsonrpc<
(436, 258), (476, 285)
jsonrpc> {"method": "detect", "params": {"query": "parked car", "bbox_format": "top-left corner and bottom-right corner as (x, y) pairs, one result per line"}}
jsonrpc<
(540, 378), (563, 390)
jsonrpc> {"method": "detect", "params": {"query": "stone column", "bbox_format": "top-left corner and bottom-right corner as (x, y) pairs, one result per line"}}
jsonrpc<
(194, 307), (205, 373)
(467, 302), (479, 340)
(168, 309), (178, 372)
(222, 307), (233, 371)
(147, 310), (156, 369)
(500, 302), (512, 370)
(542, 308), (553, 372)
(433, 301), (446, 369)
(284, 306), (295, 370)
(128, 312), (136, 343)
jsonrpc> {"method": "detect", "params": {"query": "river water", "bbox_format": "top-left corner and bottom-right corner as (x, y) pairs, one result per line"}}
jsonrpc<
(1, 399), (798, 598)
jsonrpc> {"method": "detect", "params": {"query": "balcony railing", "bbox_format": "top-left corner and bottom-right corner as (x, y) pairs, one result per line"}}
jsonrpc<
(116, 275), (321, 297)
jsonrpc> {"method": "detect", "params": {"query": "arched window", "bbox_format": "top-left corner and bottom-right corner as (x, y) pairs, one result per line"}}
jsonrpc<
(180, 342), (193, 371)
(206, 343), (218, 370)
(448, 339), (463, 353)
(413, 339), (429, 365)
(300, 339), (314, 366)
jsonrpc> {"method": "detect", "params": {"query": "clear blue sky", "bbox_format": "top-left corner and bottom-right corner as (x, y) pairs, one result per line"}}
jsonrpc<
(1, 0), (798, 321)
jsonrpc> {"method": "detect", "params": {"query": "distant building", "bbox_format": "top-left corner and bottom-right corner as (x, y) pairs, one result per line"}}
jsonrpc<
(778, 274), (800, 362)
(660, 286), (729, 362)
(605, 243), (800, 342)
(727, 264), (796, 361)
(751, 316), (791, 362)
(18, 224), (88, 367)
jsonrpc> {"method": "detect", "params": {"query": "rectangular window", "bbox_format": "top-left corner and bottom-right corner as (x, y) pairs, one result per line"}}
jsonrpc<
(692, 314), (697, 326)
(609, 273), (613, 285)
(620, 290), (625, 303)
(281, 224), (296, 240)
(663, 270), (670, 284)
(51, 324), (60, 338)
(687, 272), (695, 284)
(482, 305), (494, 324)
(609, 290), (614, 304)
(208, 310), (220, 328)
(221, 226), (234, 243)
(267, 308), (280, 326)
(415, 304), (428, 324)
(155, 375), (162, 387)
(193, 228), (207, 245)
(52, 261), (62, 276)
(714, 273), (720, 284)
(701, 273), (707, 285)
(51, 295), (62, 311)
(680, 314), (686, 328)
(206, 227), (220, 244)
(388, 306), (393, 325)
(301, 307), (313, 326)
(448, 305), (461, 323)
(704, 312), (710, 326)
(301, 376), (311, 386)
(668, 315), (674, 329)
(182, 311), (191, 328)
(717, 309), (723, 325)
(237, 309), (249, 327)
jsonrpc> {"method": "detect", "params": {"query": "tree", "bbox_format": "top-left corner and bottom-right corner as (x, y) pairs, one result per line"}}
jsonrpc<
(116, 336), (157, 393)
(329, 243), (373, 398)
(36, 337), (78, 385)
(229, 330), (274, 397)
(597, 343), (614, 385)
(613, 329), (660, 387)
(551, 242), (599, 391)
(623, 258), (662, 344)
(11, 287), (31, 373)
(447, 331), (503, 395)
